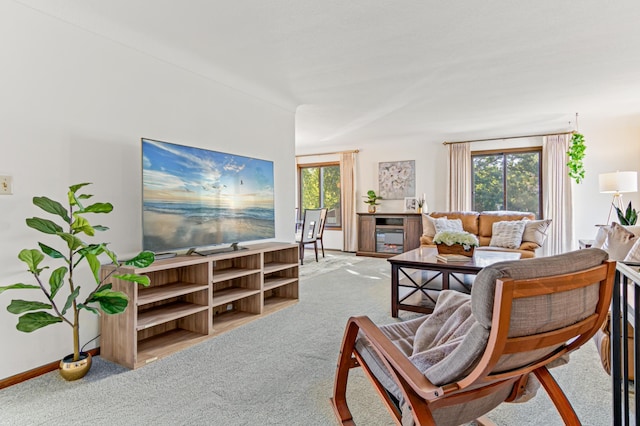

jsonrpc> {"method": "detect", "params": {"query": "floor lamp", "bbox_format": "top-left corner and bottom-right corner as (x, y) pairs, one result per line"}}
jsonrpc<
(599, 171), (638, 224)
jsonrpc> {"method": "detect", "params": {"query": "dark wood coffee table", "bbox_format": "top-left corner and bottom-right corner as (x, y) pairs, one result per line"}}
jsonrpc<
(388, 247), (521, 317)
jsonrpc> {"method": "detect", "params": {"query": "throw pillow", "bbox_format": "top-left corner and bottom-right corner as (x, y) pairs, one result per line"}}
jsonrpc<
(624, 238), (640, 263)
(521, 219), (552, 246)
(606, 223), (638, 261)
(489, 220), (526, 249)
(422, 214), (440, 238)
(433, 217), (464, 233)
(592, 225), (609, 249)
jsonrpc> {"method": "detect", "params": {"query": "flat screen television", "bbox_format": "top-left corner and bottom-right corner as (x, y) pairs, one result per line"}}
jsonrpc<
(141, 138), (275, 254)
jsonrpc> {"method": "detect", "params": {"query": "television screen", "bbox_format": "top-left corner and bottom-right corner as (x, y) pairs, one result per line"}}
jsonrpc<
(142, 138), (275, 253)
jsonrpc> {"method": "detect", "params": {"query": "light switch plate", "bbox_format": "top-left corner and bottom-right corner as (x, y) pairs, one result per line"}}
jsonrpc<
(0, 175), (13, 195)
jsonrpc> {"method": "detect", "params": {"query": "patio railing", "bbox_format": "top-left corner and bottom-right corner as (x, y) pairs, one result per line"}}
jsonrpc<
(612, 262), (640, 425)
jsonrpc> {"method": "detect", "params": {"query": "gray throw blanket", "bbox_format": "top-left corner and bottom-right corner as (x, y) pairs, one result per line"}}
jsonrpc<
(409, 290), (476, 374)
(400, 290), (548, 426)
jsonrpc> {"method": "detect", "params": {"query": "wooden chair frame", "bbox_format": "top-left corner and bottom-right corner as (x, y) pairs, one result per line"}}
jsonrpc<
(331, 260), (616, 425)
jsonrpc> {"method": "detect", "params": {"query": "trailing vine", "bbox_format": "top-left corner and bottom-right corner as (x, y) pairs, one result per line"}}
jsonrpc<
(567, 132), (586, 184)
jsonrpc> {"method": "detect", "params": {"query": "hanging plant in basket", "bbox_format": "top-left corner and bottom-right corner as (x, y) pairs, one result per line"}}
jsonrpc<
(567, 132), (586, 184)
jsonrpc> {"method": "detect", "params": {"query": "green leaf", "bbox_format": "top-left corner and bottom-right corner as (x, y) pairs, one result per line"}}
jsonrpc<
(93, 225), (110, 232)
(85, 253), (101, 284)
(71, 215), (94, 236)
(114, 273), (150, 287)
(26, 217), (63, 235)
(32, 197), (70, 222)
(96, 283), (113, 292)
(67, 183), (92, 209)
(77, 303), (99, 315)
(69, 183), (92, 193)
(16, 311), (63, 332)
(87, 290), (129, 315)
(38, 242), (66, 260)
(79, 243), (105, 256)
(0, 283), (40, 294)
(83, 202), (113, 214)
(18, 249), (45, 274)
(104, 247), (118, 265)
(124, 251), (155, 268)
(7, 299), (52, 314)
(58, 232), (84, 250)
(61, 286), (80, 316)
(49, 266), (67, 298)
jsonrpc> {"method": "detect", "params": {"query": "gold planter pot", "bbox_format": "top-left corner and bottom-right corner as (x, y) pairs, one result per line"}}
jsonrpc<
(59, 352), (92, 381)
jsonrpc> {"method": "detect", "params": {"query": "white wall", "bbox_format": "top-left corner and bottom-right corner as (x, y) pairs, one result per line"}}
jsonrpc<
(357, 140), (444, 214)
(0, 2), (295, 380)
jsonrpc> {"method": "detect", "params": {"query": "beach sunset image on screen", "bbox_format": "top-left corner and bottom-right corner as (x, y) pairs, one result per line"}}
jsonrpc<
(142, 138), (275, 253)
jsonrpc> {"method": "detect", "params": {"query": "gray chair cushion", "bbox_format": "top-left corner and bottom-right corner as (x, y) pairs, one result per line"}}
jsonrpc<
(471, 248), (609, 328)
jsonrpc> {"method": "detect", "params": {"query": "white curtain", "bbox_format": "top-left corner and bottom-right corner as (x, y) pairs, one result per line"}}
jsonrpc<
(447, 143), (472, 211)
(340, 151), (358, 252)
(542, 134), (573, 255)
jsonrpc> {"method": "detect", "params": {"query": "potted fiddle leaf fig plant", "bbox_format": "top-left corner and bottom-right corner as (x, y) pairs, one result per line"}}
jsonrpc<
(0, 183), (154, 380)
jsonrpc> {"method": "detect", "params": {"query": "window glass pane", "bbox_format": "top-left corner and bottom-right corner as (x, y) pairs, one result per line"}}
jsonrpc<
(472, 150), (541, 218)
(472, 154), (504, 212)
(301, 167), (319, 210)
(322, 165), (341, 226)
(299, 164), (342, 228)
(506, 152), (540, 217)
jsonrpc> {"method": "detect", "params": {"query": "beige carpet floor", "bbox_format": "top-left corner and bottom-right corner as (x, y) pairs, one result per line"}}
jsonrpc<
(0, 251), (619, 425)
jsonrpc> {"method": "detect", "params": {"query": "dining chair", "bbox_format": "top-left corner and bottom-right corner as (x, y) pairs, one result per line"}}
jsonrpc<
(295, 208), (322, 265)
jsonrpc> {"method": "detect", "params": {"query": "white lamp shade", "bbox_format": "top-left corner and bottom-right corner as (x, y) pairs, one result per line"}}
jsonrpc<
(599, 171), (638, 193)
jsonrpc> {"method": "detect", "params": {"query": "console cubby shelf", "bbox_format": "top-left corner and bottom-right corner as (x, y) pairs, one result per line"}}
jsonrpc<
(263, 261), (297, 274)
(212, 267), (261, 283)
(211, 287), (261, 307)
(264, 277), (298, 292)
(137, 302), (208, 330)
(137, 282), (209, 306)
(100, 242), (298, 369)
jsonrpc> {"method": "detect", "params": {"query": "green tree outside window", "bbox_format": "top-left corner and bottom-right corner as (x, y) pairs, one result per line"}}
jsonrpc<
(472, 149), (541, 218)
(299, 164), (341, 227)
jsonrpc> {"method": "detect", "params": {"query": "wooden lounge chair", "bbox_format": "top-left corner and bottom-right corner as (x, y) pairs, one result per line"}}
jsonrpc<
(331, 249), (615, 425)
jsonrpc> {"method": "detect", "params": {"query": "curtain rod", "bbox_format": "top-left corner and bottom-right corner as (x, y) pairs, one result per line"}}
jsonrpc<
(442, 131), (575, 145)
(295, 149), (359, 158)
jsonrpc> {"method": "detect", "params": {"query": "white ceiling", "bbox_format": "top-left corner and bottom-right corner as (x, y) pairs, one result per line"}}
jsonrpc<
(18, 0), (640, 153)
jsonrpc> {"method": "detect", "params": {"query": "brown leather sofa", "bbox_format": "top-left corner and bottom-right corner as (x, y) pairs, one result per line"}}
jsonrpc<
(420, 211), (542, 258)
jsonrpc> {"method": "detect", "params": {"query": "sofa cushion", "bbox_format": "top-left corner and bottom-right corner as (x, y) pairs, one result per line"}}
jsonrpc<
(624, 238), (640, 263)
(478, 211), (535, 238)
(430, 211), (479, 235)
(604, 223), (639, 261)
(433, 217), (464, 233)
(522, 219), (552, 246)
(489, 220), (526, 249)
(422, 213), (439, 238)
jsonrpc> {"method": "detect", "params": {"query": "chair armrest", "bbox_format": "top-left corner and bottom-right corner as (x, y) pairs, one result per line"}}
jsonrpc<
(347, 316), (452, 400)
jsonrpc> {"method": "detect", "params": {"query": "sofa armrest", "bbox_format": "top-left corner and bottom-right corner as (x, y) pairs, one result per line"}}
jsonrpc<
(519, 241), (540, 251)
(420, 235), (435, 246)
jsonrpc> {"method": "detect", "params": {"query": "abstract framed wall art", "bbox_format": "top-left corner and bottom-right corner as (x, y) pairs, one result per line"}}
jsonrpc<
(378, 160), (415, 200)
